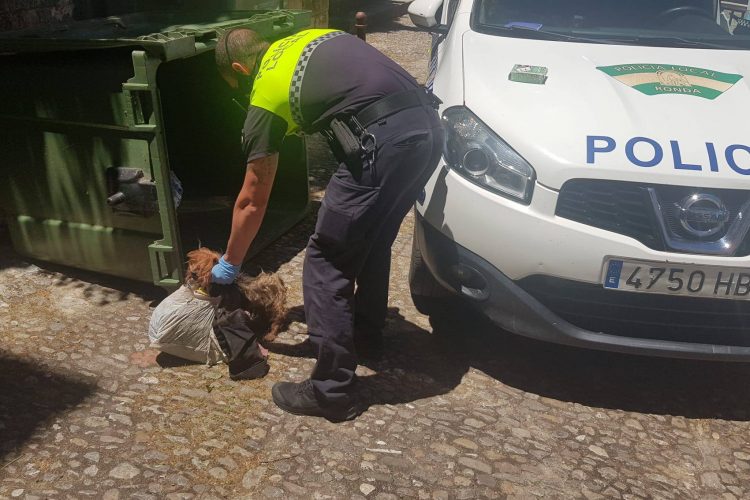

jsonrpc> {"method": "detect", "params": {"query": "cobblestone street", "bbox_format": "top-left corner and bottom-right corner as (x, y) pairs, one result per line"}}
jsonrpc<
(2, 15), (750, 500)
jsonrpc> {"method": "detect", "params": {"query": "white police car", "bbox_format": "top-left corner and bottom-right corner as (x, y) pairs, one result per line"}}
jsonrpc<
(408, 0), (750, 360)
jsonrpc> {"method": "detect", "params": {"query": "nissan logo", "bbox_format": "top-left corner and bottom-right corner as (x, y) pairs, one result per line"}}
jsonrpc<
(677, 193), (730, 238)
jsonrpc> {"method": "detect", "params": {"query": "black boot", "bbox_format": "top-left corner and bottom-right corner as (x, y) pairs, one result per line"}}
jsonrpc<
(272, 379), (360, 422)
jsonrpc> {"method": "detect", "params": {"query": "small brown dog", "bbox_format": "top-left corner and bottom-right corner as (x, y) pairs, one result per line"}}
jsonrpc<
(186, 247), (287, 342)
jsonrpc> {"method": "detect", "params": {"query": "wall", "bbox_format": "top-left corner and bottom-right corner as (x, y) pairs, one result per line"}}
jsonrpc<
(0, 0), (285, 31)
(0, 0), (74, 31)
(282, 0), (329, 27)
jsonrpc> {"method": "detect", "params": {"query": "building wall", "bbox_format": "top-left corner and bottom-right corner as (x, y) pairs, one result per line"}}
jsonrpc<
(282, 0), (329, 27)
(0, 0), (74, 31)
(0, 0), (326, 31)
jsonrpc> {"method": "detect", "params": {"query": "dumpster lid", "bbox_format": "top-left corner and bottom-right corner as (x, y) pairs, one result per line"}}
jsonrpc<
(0, 10), (311, 60)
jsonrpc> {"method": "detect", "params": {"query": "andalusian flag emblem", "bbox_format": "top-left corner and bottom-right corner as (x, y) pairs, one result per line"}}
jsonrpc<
(597, 63), (743, 100)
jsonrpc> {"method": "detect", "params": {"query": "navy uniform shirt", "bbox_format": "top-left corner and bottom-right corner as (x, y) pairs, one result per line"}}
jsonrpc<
(242, 33), (419, 162)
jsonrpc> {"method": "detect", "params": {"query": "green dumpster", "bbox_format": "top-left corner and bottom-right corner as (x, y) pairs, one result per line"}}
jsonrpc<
(0, 10), (312, 288)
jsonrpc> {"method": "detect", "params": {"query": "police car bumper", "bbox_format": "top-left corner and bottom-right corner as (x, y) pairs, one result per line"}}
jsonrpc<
(416, 171), (750, 361)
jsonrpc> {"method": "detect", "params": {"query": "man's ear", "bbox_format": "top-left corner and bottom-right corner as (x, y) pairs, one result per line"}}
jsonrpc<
(231, 62), (251, 75)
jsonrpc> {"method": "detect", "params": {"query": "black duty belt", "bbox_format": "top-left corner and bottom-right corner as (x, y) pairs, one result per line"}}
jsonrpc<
(323, 87), (441, 180)
(355, 87), (441, 128)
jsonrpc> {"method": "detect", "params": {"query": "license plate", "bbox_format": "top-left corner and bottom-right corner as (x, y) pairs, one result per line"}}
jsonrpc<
(603, 259), (750, 300)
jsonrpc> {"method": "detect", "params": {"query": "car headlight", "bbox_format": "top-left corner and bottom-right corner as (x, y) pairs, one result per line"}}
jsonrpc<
(442, 106), (535, 204)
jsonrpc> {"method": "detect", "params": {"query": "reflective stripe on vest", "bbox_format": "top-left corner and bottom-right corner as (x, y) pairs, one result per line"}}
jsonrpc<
(250, 29), (346, 135)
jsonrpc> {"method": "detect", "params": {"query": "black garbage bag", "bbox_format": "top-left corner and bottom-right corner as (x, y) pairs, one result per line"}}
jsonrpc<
(212, 308), (269, 380)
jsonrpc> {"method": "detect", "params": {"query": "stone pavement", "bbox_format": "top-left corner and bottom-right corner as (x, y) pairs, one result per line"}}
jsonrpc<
(2, 15), (750, 500)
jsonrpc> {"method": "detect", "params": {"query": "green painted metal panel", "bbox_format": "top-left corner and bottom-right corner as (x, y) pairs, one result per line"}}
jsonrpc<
(0, 10), (311, 288)
(9, 216), (157, 281)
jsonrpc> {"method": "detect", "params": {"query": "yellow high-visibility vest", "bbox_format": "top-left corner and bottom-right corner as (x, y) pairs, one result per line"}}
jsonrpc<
(250, 29), (346, 134)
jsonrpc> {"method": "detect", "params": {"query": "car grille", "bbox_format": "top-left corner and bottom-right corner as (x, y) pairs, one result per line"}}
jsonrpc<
(556, 179), (663, 250)
(519, 276), (750, 347)
(555, 179), (750, 256)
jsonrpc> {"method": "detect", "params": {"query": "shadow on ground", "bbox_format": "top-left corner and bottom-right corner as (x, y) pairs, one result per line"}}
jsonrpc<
(241, 200), (320, 278)
(49, 267), (167, 307)
(156, 352), (202, 368)
(367, 19), (424, 35)
(272, 303), (750, 422)
(0, 353), (96, 463)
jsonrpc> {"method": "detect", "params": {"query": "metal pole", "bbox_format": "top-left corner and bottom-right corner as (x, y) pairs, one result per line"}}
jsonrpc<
(355, 12), (367, 41)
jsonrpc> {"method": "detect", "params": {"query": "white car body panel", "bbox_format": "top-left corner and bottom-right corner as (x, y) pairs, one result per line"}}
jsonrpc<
(463, 34), (750, 191)
(419, 0), (750, 284)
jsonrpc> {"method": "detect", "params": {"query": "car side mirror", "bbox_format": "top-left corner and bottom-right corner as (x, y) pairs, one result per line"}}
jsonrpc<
(408, 0), (446, 31)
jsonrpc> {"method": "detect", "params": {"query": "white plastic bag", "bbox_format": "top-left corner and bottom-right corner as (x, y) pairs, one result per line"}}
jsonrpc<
(148, 286), (227, 365)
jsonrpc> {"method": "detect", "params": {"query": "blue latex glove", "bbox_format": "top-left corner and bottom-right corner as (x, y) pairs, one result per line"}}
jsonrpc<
(211, 256), (241, 285)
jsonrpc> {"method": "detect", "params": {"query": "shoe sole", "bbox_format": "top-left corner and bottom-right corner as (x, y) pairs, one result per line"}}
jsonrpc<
(271, 385), (361, 422)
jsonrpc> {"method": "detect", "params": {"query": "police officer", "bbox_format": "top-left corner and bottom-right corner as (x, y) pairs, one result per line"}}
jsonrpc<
(211, 27), (444, 421)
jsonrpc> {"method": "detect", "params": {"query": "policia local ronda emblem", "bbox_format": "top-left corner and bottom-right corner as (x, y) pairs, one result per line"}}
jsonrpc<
(597, 64), (743, 100)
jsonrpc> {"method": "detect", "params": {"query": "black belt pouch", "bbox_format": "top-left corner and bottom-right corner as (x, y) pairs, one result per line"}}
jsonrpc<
(327, 117), (363, 177)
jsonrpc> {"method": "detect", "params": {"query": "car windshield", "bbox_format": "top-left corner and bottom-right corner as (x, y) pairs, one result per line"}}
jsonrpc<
(473, 0), (750, 49)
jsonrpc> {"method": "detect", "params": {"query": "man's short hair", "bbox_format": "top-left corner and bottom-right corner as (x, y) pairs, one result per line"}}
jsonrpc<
(215, 28), (267, 74)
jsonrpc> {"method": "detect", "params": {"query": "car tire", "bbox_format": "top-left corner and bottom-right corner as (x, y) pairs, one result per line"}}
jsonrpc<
(409, 229), (453, 315)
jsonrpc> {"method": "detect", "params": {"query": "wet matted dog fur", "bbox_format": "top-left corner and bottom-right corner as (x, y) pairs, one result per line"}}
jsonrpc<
(185, 247), (287, 342)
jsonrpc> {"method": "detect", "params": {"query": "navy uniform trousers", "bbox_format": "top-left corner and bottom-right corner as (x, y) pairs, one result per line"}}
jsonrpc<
(303, 104), (444, 405)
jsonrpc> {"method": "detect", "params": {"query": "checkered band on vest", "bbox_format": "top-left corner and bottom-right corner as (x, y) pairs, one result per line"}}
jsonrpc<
(289, 30), (347, 128)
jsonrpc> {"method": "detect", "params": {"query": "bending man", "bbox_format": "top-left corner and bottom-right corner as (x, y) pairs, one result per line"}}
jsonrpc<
(211, 27), (444, 421)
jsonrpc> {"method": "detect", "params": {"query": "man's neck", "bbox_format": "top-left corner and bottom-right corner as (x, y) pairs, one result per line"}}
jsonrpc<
(251, 47), (268, 79)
